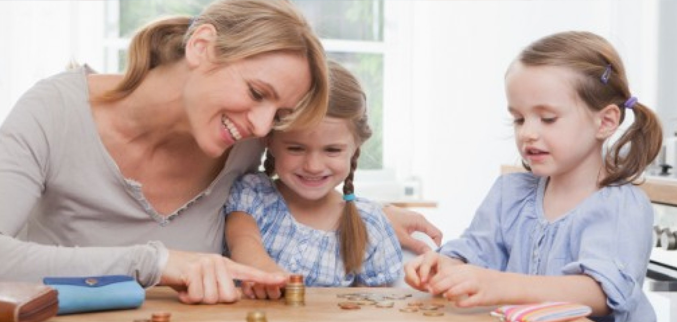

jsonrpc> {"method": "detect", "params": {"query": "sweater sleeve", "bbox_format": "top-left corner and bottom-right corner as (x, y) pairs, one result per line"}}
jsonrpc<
(0, 72), (166, 287)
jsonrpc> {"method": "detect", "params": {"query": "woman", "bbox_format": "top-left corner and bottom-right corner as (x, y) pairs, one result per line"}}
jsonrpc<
(0, 0), (440, 304)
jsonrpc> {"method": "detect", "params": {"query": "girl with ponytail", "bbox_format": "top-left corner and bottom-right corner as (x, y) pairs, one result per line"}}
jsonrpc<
(225, 61), (402, 298)
(405, 31), (661, 322)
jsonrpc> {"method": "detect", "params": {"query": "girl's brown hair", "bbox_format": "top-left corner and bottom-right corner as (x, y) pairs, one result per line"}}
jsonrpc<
(98, 0), (329, 131)
(517, 31), (662, 186)
(265, 61), (371, 274)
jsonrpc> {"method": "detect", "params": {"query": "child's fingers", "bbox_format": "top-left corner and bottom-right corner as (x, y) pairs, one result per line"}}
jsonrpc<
(456, 292), (481, 308)
(427, 272), (457, 296)
(266, 285), (283, 300)
(403, 255), (424, 287)
(417, 251), (440, 283)
(443, 281), (476, 307)
(241, 281), (256, 299)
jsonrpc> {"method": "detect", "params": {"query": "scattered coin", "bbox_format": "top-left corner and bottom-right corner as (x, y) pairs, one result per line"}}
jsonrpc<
(423, 311), (445, 317)
(246, 310), (268, 322)
(338, 302), (361, 310)
(399, 307), (419, 313)
(375, 301), (394, 308)
(407, 301), (424, 307)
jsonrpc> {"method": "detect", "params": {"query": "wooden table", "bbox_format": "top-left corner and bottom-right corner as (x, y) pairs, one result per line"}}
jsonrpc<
(46, 287), (592, 322)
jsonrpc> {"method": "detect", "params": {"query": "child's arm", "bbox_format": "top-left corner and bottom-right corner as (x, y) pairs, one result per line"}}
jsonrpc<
(427, 262), (610, 316)
(225, 211), (288, 299)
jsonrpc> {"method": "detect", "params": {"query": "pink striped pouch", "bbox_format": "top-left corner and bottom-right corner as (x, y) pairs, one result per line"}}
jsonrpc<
(490, 302), (592, 322)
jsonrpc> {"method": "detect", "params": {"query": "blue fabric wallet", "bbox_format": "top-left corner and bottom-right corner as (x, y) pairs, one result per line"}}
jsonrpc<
(42, 275), (145, 315)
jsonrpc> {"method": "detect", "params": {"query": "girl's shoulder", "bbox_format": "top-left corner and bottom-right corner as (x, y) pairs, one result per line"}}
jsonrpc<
(498, 171), (541, 189)
(234, 172), (276, 193)
(493, 171), (542, 204)
(589, 182), (653, 214)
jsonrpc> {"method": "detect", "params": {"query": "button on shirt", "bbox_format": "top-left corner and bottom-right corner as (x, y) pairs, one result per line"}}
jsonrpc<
(438, 173), (655, 322)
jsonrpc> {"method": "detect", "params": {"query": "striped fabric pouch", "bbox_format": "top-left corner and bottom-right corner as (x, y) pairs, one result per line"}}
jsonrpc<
(490, 302), (592, 322)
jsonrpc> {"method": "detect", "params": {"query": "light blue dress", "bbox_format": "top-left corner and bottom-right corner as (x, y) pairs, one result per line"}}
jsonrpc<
(224, 173), (403, 287)
(439, 172), (655, 322)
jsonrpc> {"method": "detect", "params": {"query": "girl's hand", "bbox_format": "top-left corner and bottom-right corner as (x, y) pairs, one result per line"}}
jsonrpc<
(383, 206), (443, 254)
(241, 268), (289, 300)
(428, 264), (504, 308)
(404, 250), (441, 291)
(160, 250), (287, 304)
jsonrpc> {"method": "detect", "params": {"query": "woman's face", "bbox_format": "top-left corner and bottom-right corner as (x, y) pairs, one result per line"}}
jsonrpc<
(185, 51), (312, 158)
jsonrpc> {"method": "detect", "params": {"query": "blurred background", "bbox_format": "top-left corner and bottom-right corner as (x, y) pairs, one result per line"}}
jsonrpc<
(0, 0), (674, 241)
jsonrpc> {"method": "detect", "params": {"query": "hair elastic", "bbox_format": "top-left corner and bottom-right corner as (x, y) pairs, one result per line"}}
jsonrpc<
(600, 64), (612, 84)
(624, 96), (638, 109)
(343, 193), (356, 202)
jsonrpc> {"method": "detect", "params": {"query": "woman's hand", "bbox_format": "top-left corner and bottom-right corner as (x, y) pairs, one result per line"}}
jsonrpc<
(160, 250), (287, 304)
(383, 206), (443, 254)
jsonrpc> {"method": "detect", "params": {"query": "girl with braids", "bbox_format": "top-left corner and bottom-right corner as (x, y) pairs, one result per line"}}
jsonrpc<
(0, 0), (329, 304)
(405, 31), (661, 322)
(225, 61), (402, 298)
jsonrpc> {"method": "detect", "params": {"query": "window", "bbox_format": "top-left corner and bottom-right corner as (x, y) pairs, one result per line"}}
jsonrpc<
(104, 0), (389, 170)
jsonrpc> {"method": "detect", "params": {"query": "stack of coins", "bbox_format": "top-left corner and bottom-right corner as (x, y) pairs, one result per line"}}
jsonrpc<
(246, 310), (268, 322)
(284, 274), (305, 306)
(150, 312), (171, 322)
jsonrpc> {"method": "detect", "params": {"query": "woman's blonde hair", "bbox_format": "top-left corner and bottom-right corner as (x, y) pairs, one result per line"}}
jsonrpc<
(98, 0), (328, 131)
(265, 61), (371, 274)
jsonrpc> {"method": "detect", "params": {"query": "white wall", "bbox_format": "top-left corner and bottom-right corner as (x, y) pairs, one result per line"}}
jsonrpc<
(0, 0), (105, 121)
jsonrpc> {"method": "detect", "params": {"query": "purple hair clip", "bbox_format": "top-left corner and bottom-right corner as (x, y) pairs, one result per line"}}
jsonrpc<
(600, 64), (612, 84)
(624, 96), (638, 109)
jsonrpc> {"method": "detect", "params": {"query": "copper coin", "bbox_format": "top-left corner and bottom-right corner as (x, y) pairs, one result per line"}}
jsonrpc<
(338, 302), (361, 310)
(407, 301), (424, 307)
(399, 307), (419, 313)
(289, 274), (304, 284)
(423, 311), (445, 317)
(375, 301), (394, 308)
(151, 311), (171, 322)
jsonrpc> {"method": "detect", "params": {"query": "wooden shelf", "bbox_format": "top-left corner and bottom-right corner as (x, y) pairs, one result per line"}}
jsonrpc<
(388, 200), (438, 208)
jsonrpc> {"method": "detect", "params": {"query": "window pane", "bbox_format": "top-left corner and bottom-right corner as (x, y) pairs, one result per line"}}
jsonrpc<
(328, 52), (383, 170)
(292, 0), (383, 41)
(119, 0), (210, 37)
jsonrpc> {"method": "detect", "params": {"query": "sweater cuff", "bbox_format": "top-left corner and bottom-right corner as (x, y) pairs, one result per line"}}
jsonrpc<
(133, 241), (168, 288)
